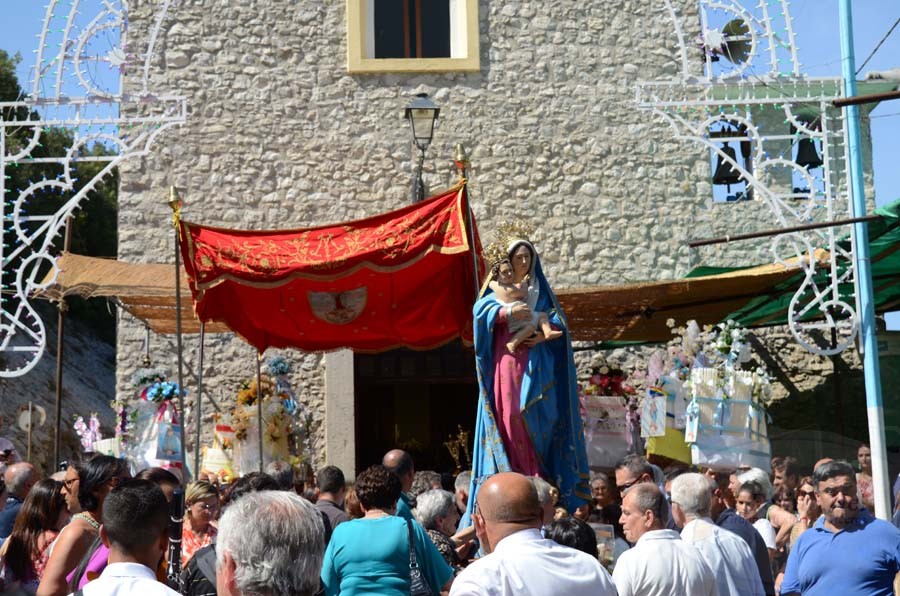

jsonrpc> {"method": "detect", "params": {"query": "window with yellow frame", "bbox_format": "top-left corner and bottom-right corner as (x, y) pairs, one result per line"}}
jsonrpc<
(346, 0), (480, 73)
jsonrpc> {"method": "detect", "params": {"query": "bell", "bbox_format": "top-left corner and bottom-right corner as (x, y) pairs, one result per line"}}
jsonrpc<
(712, 145), (742, 187)
(795, 137), (823, 170)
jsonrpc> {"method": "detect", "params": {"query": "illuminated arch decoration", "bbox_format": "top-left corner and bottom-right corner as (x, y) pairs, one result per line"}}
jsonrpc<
(637, 0), (859, 355)
(0, 0), (186, 377)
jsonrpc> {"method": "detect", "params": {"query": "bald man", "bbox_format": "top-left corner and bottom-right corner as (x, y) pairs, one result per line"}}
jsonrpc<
(383, 449), (415, 521)
(449, 472), (616, 596)
(0, 462), (39, 540)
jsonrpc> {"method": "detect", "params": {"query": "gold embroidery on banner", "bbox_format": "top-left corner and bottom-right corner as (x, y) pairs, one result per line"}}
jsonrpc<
(183, 182), (475, 292)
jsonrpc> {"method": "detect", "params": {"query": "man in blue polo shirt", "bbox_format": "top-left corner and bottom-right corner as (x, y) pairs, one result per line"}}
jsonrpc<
(382, 448), (415, 521)
(781, 460), (900, 596)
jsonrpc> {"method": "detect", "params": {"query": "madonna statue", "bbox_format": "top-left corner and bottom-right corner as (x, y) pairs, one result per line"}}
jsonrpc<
(463, 238), (590, 523)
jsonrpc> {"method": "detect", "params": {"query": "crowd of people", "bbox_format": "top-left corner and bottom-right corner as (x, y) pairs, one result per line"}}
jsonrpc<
(0, 441), (898, 595)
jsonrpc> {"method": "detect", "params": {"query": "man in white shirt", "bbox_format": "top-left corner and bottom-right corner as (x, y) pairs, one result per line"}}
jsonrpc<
(671, 473), (765, 596)
(75, 479), (179, 596)
(613, 482), (718, 596)
(450, 472), (616, 596)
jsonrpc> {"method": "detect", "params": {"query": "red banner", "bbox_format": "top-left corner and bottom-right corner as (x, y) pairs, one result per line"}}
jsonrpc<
(178, 183), (483, 352)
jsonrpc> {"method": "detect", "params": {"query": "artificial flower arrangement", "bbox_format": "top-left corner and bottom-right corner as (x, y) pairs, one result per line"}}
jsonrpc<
(228, 355), (316, 474)
(73, 413), (101, 452)
(146, 381), (185, 403)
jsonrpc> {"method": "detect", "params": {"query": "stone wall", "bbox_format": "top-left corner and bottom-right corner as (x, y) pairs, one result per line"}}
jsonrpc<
(116, 0), (875, 471)
(0, 303), (116, 474)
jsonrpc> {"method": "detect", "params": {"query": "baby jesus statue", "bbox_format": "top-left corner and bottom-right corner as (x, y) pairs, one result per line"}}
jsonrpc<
(489, 258), (563, 353)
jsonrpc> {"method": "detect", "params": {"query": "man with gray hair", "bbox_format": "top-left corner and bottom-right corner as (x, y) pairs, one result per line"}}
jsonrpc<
(216, 490), (326, 596)
(454, 470), (471, 514)
(530, 476), (555, 526)
(671, 473), (764, 596)
(613, 482), (717, 596)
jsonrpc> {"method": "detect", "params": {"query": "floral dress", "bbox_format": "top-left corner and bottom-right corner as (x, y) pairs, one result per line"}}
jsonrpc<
(181, 525), (217, 567)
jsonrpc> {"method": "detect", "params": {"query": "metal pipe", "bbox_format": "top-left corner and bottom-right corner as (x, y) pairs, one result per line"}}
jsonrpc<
(256, 353), (264, 473)
(839, 0), (890, 520)
(687, 215), (881, 248)
(832, 89), (900, 108)
(194, 323), (205, 477)
(53, 218), (72, 470)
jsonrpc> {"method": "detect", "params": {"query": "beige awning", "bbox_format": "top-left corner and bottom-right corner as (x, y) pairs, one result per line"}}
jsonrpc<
(556, 260), (803, 343)
(36, 252), (810, 342)
(36, 253), (230, 334)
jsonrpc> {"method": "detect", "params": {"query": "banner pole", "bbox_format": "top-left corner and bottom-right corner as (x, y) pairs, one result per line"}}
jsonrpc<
(169, 186), (188, 485)
(839, 0), (889, 519)
(256, 352), (264, 473)
(455, 144), (480, 299)
(194, 323), (205, 478)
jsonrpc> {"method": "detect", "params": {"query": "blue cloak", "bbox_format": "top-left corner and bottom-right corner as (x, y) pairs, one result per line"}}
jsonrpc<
(461, 246), (590, 527)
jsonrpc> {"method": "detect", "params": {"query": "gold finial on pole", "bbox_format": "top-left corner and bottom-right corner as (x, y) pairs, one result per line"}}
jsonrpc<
(454, 143), (469, 180)
(168, 185), (183, 228)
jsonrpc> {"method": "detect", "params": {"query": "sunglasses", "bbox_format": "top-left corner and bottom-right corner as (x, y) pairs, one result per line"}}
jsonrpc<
(797, 490), (815, 498)
(617, 478), (640, 492)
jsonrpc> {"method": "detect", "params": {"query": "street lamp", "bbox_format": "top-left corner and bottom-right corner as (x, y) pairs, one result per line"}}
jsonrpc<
(404, 93), (440, 203)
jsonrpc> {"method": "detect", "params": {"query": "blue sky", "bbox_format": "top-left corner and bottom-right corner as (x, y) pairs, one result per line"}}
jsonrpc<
(3, 1), (900, 324)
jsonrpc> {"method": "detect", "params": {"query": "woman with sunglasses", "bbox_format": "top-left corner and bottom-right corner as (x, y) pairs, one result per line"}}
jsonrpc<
(181, 481), (219, 567)
(36, 455), (131, 596)
(790, 476), (821, 547)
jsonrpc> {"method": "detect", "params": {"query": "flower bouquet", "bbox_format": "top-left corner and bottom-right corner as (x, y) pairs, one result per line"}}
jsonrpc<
(230, 355), (314, 474)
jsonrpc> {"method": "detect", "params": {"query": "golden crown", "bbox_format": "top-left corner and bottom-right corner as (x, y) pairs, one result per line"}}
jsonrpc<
(483, 220), (536, 270)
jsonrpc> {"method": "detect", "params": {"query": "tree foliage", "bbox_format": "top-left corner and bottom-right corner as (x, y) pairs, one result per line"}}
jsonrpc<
(1, 49), (117, 343)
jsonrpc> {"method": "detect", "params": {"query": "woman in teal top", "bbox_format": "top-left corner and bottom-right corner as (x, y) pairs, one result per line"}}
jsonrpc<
(321, 465), (454, 595)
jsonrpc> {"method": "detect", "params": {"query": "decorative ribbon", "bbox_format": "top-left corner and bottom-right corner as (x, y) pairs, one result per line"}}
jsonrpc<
(156, 400), (178, 424)
(714, 399), (728, 432)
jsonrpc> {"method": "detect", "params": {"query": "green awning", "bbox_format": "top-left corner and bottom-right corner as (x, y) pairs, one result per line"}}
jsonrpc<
(556, 197), (900, 345)
(689, 198), (900, 330)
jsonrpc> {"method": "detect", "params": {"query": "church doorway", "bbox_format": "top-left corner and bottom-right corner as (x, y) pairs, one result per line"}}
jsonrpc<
(354, 341), (478, 474)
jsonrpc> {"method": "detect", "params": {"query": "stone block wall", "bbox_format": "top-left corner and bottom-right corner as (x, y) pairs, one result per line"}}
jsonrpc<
(115, 0), (875, 471)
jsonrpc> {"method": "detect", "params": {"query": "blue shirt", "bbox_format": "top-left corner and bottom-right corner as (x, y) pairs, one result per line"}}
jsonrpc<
(715, 508), (775, 595)
(321, 515), (453, 596)
(0, 496), (23, 540)
(781, 509), (900, 596)
(396, 492), (414, 522)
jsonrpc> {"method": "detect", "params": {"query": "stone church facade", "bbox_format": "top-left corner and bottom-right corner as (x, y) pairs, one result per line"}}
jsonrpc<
(114, 0), (878, 477)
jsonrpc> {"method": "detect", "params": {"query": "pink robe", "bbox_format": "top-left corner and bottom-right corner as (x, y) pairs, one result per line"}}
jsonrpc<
(492, 308), (541, 476)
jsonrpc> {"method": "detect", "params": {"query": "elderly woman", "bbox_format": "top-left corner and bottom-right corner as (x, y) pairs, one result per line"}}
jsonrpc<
(37, 455), (130, 596)
(321, 465), (453, 595)
(181, 481), (219, 566)
(414, 489), (466, 569)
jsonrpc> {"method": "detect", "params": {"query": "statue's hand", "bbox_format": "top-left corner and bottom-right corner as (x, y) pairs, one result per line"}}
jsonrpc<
(510, 303), (532, 320)
(523, 331), (546, 346)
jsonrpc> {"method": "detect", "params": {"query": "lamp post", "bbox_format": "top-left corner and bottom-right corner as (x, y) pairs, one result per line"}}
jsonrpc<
(404, 93), (440, 203)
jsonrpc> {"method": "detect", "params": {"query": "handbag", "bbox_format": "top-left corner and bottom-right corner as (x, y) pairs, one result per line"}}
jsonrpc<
(405, 518), (435, 596)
